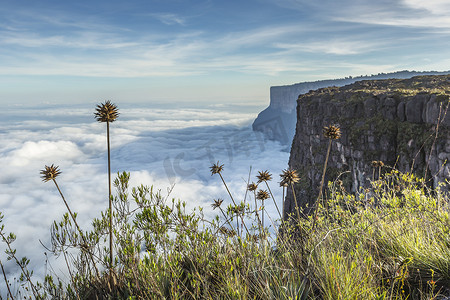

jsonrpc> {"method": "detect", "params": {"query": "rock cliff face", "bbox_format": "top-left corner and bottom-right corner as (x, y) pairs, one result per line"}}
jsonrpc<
(253, 71), (450, 146)
(285, 75), (450, 217)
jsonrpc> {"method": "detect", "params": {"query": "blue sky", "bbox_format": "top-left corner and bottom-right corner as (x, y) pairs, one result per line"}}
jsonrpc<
(1, 0), (450, 105)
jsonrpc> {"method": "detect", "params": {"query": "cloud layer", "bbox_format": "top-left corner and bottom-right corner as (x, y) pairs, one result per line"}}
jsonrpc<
(0, 103), (289, 296)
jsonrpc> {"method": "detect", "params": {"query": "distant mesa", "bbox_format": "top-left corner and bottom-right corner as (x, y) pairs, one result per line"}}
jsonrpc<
(252, 70), (450, 147)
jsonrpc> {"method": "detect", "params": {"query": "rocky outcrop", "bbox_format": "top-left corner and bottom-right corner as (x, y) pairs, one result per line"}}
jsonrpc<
(285, 75), (450, 217)
(253, 71), (450, 146)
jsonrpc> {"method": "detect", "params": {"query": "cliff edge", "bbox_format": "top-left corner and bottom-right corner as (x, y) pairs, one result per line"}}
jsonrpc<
(253, 71), (450, 146)
(285, 75), (450, 217)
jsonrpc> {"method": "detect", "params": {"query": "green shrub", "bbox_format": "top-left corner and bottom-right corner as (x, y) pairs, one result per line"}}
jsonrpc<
(1, 167), (449, 299)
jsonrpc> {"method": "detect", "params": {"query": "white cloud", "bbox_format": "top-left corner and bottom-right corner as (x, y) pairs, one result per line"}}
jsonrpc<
(341, 2), (450, 29)
(217, 24), (308, 50)
(338, 13), (450, 29)
(274, 39), (382, 55)
(0, 32), (139, 49)
(402, 0), (450, 15)
(1, 7), (127, 33)
(276, 0), (450, 29)
(150, 13), (187, 26)
(8, 140), (84, 166)
(0, 104), (289, 297)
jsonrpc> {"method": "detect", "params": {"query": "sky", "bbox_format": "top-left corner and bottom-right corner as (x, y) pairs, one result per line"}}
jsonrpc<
(1, 0), (450, 296)
(1, 0), (450, 105)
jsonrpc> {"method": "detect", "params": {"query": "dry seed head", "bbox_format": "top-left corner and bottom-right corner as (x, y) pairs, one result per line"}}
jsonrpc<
(249, 234), (260, 242)
(256, 190), (270, 201)
(280, 169), (300, 186)
(280, 181), (288, 187)
(256, 170), (272, 183)
(247, 182), (258, 191)
(40, 164), (61, 182)
(94, 100), (119, 123)
(211, 198), (224, 209)
(219, 227), (236, 237)
(371, 160), (384, 168)
(210, 161), (224, 175)
(323, 125), (341, 140)
(227, 229), (237, 237)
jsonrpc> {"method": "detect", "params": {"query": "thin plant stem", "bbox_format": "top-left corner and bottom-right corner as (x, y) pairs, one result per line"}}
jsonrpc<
(63, 250), (81, 300)
(107, 120), (114, 288)
(264, 181), (281, 219)
(277, 185), (287, 245)
(243, 166), (252, 205)
(291, 182), (301, 224)
(0, 259), (14, 300)
(253, 191), (263, 233)
(240, 166), (253, 236)
(218, 173), (239, 235)
(261, 198), (265, 229)
(236, 209), (240, 237)
(218, 207), (234, 231)
(218, 173), (250, 235)
(52, 179), (101, 278)
(312, 139), (332, 230)
(265, 208), (278, 235)
(282, 186), (285, 220)
(0, 232), (39, 298)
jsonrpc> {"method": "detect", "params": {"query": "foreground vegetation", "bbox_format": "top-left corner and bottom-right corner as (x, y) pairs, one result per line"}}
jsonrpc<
(1, 166), (449, 299)
(1, 101), (448, 299)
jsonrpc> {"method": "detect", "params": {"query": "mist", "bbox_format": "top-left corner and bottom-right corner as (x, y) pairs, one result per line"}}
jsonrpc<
(0, 102), (289, 296)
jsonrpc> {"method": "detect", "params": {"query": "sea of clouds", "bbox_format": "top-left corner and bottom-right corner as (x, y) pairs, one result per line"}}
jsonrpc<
(0, 102), (289, 296)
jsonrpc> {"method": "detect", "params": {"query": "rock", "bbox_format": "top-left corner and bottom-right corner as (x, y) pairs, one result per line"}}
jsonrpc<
(425, 95), (440, 124)
(364, 97), (378, 118)
(253, 71), (450, 145)
(382, 97), (398, 120)
(397, 101), (406, 121)
(252, 106), (294, 146)
(285, 75), (450, 217)
(406, 94), (428, 123)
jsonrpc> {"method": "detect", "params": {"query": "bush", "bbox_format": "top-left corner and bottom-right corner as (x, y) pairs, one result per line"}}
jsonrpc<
(1, 167), (449, 299)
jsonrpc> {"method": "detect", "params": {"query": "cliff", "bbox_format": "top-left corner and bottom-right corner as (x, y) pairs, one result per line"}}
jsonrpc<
(253, 71), (450, 146)
(285, 75), (450, 217)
